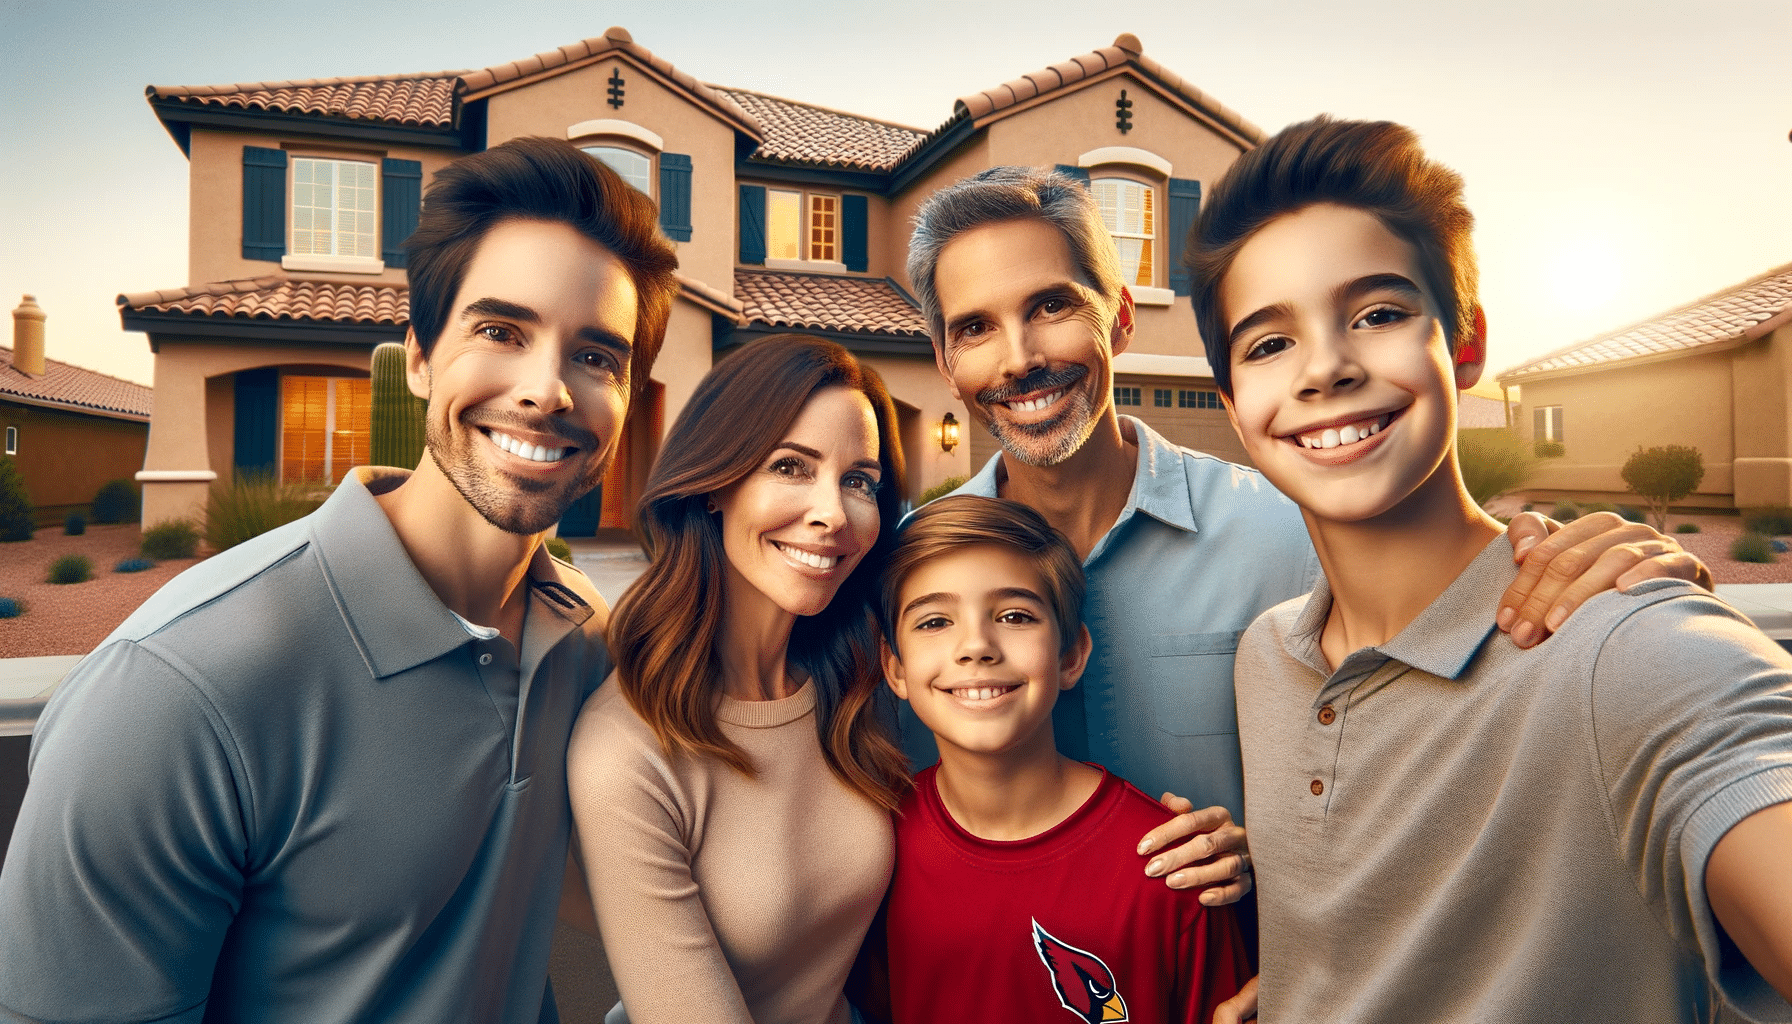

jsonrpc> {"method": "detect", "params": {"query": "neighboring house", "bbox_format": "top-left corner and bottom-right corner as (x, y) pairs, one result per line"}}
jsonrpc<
(119, 28), (1265, 528)
(3, 296), (152, 525)
(1497, 262), (1792, 510)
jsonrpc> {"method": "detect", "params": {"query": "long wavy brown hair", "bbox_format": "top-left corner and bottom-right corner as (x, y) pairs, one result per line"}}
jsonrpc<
(608, 335), (912, 811)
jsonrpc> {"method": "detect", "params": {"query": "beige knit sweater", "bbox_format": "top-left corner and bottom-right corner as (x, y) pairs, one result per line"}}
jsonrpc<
(568, 676), (894, 1024)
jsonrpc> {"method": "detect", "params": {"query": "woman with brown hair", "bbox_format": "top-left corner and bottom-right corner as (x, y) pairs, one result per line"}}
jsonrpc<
(567, 334), (911, 1024)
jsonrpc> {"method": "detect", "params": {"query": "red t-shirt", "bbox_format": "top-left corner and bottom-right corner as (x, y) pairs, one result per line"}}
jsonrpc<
(868, 764), (1248, 1024)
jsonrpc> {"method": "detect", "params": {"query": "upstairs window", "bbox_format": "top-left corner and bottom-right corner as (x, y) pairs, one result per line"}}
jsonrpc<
(290, 158), (378, 259)
(767, 189), (803, 261)
(1092, 178), (1155, 288)
(809, 194), (838, 263)
(582, 146), (652, 195)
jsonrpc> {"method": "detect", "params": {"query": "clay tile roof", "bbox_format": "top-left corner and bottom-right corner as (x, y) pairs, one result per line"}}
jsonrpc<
(733, 270), (928, 337)
(457, 27), (759, 138)
(118, 277), (409, 325)
(716, 89), (929, 172)
(148, 72), (462, 129)
(1498, 262), (1792, 383)
(953, 34), (1264, 146)
(1, 346), (152, 421)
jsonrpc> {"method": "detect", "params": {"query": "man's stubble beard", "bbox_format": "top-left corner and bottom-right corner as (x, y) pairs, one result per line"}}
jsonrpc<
(425, 405), (609, 536)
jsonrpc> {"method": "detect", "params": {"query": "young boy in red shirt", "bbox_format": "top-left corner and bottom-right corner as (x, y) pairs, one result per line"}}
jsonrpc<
(859, 494), (1247, 1024)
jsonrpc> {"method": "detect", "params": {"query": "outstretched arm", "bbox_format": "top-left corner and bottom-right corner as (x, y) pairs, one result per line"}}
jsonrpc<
(1707, 801), (1792, 1002)
(1499, 510), (1711, 648)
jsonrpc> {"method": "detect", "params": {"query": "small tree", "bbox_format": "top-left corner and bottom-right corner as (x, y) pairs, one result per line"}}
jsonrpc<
(1457, 429), (1534, 506)
(0, 456), (32, 541)
(1621, 444), (1704, 530)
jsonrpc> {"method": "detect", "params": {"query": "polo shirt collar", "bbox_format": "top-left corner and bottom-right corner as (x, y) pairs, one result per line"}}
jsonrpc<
(1287, 533), (1514, 682)
(308, 468), (595, 680)
(959, 414), (1198, 537)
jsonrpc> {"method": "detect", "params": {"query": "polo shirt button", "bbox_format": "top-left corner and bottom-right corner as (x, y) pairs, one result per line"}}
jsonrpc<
(478, 652), (493, 666)
(1310, 779), (1325, 796)
(1317, 704), (1336, 725)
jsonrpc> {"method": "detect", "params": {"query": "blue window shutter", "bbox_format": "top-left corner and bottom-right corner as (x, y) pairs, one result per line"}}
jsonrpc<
(739, 184), (766, 265)
(1168, 177), (1202, 296)
(233, 368), (278, 477)
(242, 146), (287, 262)
(1054, 164), (1091, 189)
(841, 194), (868, 273)
(381, 158), (423, 268)
(658, 153), (693, 242)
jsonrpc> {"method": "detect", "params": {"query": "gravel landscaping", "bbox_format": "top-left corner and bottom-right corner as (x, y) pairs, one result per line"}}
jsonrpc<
(0, 524), (202, 658)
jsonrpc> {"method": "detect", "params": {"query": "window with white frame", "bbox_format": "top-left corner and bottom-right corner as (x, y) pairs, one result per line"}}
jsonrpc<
(1535, 405), (1565, 446)
(4, 425), (15, 456)
(582, 146), (652, 195)
(766, 189), (803, 261)
(1091, 177), (1155, 288)
(290, 158), (378, 259)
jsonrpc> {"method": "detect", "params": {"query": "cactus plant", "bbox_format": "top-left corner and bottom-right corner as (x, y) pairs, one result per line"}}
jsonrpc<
(371, 342), (427, 469)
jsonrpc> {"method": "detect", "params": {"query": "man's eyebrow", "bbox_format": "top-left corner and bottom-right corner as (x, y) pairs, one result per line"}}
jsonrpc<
(577, 326), (633, 357)
(771, 442), (882, 474)
(460, 297), (539, 324)
(1227, 301), (1296, 350)
(1335, 273), (1423, 306)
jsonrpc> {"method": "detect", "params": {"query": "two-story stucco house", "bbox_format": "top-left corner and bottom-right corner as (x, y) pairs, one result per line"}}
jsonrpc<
(120, 28), (1265, 530)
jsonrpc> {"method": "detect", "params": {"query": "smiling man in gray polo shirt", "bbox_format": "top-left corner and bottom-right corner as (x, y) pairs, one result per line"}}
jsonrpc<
(0, 137), (678, 1022)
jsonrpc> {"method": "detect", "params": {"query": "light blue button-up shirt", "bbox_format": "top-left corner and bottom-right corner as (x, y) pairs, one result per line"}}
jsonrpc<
(901, 416), (1318, 822)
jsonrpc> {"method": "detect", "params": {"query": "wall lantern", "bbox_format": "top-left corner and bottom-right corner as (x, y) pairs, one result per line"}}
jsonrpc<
(938, 412), (960, 454)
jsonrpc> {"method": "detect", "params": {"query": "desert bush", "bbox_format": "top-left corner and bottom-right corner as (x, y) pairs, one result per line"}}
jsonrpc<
(1731, 532), (1775, 563)
(91, 478), (140, 524)
(47, 554), (93, 584)
(1551, 500), (1581, 523)
(919, 475), (969, 506)
(205, 473), (325, 553)
(1457, 429), (1534, 505)
(1621, 445), (1704, 531)
(1743, 506), (1792, 536)
(141, 519), (200, 560)
(64, 511), (87, 535)
(1675, 523), (1701, 534)
(1534, 440), (1565, 459)
(114, 557), (155, 573)
(1616, 506), (1647, 523)
(546, 537), (573, 561)
(0, 597), (24, 618)
(0, 456), (32, 541)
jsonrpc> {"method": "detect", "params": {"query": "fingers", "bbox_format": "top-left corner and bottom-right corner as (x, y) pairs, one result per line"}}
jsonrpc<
(1615, 549), (1712, 591)
(1138, 800), (1230, 855)
(1498, 512), (1671, 647)
(1212, 975), (1260, 1024)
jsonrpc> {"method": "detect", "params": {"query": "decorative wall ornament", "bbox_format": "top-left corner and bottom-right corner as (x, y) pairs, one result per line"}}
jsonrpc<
(607, 67), (626, 110)
(1115, 89), (1133, 134)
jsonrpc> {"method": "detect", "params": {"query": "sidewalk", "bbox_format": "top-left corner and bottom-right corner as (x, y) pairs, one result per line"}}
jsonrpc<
(4, 572), (1787, 727)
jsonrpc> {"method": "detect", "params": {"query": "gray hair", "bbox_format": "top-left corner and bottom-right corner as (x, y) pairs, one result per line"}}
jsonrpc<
(906, 167), (1125, 343)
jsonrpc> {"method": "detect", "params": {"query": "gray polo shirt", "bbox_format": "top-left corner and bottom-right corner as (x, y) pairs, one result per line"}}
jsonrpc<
(1237, 535), (1792, 1023)
(0, 469), (609, 1023)
(905, 416), (1317, 817)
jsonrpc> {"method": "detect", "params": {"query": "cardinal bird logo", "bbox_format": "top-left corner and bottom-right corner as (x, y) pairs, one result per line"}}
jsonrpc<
(1031, 918), (1128, 1022)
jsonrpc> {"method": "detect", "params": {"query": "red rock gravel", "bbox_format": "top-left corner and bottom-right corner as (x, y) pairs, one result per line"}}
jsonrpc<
(0, 524), (203, 658)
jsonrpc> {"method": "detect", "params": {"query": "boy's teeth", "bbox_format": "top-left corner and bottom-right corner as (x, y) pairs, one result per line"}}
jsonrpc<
(955, 685), (1015, 701)
(490, 430), (568, 463)
(774, 542), (838, 569)
(1299, 414), (1387, 449)
(1006, 389), (1063, 413)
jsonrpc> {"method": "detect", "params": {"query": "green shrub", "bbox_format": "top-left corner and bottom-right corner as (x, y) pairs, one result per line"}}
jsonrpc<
(47, 554), (93, 584)
(919, 475), (969, 506)
(1457, 428), (1533, 505)
(141, 519), (200, 560)
(1732, 532), (1776, 563)
(114, 557), (155, 573)
(204, 473), (324, 553)
(1534, 440), (1565, 459)
(0, 597), (24, 618)
(545, 537), (573, 561)
(1616, 506), (1647, 523)
(64, 511), (87, 535)
(1675, 523), (1701, 534)
(91, 478), (140, 524)
(1551, 500), (1581, 523)
(1743, 506), (1792, 536)
(0, 456), (32, 541)
(1621, 444), (1705, 531)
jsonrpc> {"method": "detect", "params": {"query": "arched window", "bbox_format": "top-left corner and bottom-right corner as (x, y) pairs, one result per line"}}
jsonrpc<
(1091, 177), (1155, 288)
(582, 146), (652, 196)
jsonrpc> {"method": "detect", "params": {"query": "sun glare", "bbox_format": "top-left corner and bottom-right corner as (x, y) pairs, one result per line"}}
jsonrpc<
(1545, 235), (1624, 313)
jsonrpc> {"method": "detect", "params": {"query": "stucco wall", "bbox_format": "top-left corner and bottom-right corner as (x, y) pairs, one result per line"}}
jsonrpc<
(186, 127), (459, 289)
(0, 401), (147, 522)
(484, 58), (739, 294)
(653, 301), (714, 441)
(862, 353), (969, 501)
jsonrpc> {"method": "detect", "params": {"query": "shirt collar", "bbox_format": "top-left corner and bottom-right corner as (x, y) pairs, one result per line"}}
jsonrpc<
(308, 468), (596, 680)
(1286, 533), (1514, 682)
(958, 415), (1199, 536)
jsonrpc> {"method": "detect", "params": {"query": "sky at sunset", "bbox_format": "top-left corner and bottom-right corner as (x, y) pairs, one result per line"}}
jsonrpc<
(3, 0), (1788, 388)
